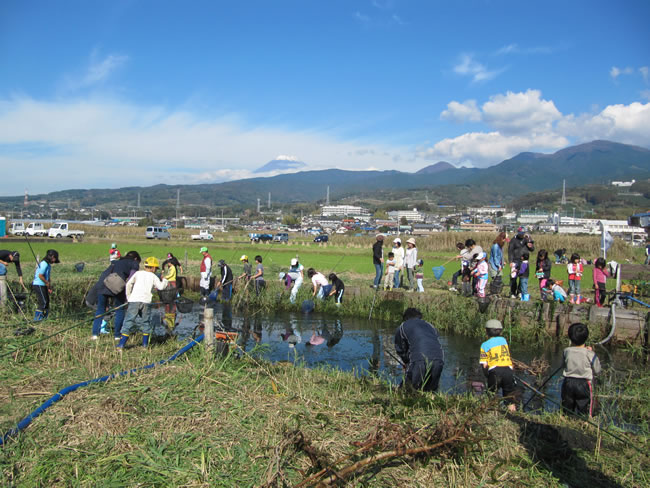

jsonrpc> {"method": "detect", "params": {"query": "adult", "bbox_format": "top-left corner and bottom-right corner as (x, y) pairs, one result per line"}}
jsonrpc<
(289, 257), (304, 304)
(32, 249), (60, 322)
(404, 238), (418, 291)
(372, 234), (384, 289)
(199, 247), (212, 298)
(307, 268), (330, 299)
(394, 307), (445, 392)
(508, 227), (534, 298)
(213, 259), (234, 302)
(489, 232), (506, 280)
(91, 251), (141, 339)
(109, 243), (121, 262)
(392, 238), (405, 289)
(252, 255), (265, 295)
(0, 250), (25, 309)
(645, 242), (650, 265)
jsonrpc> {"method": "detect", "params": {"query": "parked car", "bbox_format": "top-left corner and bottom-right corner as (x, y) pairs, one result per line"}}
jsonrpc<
(25, 222), (48, 237)
(249, 233), (273, 242)
(314, 234), (329, 242)
(145, 226), (171, 240)
(191, 229), (214, 240)
(273, 232), (289, 242)
(48, 223), (85, 239)
(9, 222), (25, 236)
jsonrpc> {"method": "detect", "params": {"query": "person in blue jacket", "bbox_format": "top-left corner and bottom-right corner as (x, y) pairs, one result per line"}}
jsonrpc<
(32, 249), (60, 321)
(394, 307), (445, 391)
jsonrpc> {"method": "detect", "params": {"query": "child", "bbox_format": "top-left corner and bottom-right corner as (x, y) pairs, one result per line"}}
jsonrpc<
(384, 251), (396, 290)
(479, 319), (518, 412)
(415, 259), (424, 293)
(117, 257), (168, 349)
(472, 253), (488, 297)
(593, 257), (609, 307)
(252, 255), (265, 295)
(32, 249), (60, 321)
(307, 268), (329, 299)
(328, 273), (345, 305)
(517, 252), (530, 301)
(567, 253), (583, 304)
(449, 242), (468, 291)
(561, 323), (601, 417)
(547, 279), (567, 303)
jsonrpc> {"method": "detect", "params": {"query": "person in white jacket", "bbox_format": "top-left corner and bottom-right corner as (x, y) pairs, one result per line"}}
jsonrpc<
(392, 238), (405, 289)
(404, 238), (418, 291)
(116, 257), (168, 349)
(199, 247), (212, 298)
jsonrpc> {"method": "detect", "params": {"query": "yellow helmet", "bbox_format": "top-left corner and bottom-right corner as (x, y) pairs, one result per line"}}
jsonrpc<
(144, 256), (160, 268)
(240, 254), (248, 261)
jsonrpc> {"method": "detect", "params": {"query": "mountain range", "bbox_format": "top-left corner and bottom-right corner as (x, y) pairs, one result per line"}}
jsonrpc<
(2, 140), (649, 209)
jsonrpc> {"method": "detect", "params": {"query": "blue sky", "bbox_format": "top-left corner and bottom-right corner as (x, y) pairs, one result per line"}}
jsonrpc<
(1, 0), (649, 195)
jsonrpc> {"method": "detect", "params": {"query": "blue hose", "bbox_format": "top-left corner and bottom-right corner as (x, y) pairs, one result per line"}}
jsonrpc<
(1, 334), (204, 446)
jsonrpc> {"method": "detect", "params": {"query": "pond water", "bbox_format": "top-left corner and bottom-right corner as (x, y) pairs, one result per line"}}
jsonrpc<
(149, 302), (640, 418)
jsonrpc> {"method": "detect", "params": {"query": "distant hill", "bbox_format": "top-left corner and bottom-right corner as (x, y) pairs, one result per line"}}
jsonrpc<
(416, 161), (456, 174)
(1, 140), (649, 209)
(254, 156), (307, 173)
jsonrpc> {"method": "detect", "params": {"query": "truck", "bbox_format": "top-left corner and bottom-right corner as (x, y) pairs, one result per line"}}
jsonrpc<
(191, 229), (214, 240)
(9, 222), (25, 236)
(48, 222), (85, 239)
(25, 222), (48, 237)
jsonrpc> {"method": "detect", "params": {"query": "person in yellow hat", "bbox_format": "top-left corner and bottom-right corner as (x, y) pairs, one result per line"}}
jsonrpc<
(238, 254), (252, 281)
(117, 256), (168, 349)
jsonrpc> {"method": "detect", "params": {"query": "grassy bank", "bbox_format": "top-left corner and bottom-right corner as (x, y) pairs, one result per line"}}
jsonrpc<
(1, 322), (648, 487)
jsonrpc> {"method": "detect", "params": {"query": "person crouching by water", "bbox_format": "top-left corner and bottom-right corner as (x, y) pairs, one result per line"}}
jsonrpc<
(32, 249), (60, 321)
(394, 307), (444, 392)
(328, 273), (345, 305)
(307, 268), (330, 300)
(480, 319), (518, 412)
(116, 257), (168, 350)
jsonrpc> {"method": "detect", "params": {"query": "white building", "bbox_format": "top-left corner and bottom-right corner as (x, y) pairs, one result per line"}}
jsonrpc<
(611, 180), (635, 187)
(387, 208), (425, 223)
(321, 205), (370, 219)
(466, 206), (504, 215)
(517, 212), (550, 225)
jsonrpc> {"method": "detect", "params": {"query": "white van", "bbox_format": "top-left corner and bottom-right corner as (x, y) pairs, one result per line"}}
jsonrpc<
(145, 226), (171, 240)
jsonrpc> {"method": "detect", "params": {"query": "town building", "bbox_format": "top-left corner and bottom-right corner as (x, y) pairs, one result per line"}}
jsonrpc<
(321, 205), (371, 219)
(387, 208), (425, 223)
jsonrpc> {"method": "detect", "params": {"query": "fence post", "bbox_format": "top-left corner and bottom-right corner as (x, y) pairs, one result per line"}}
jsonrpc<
(184, 250), (188, 270)
(204, 305), (214, 349)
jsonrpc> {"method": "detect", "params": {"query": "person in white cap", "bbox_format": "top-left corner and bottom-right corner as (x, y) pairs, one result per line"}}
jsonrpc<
(404, 237), (418, 291)
(199, 247), (212, 298)
(288, 257), (304, 304)
(392, 238), (405, 289)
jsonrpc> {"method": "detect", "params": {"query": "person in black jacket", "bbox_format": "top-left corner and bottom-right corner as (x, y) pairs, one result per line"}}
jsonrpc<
(0, 250), (25, 309)
(394, 307), (445, 391)
(212, 259), (234, 302)
(372, 234), (384, 288)
(507, 227), (534, 298)
(90, 251), (141, 340)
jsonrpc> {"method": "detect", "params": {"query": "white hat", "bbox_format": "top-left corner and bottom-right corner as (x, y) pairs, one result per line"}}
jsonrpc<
(393, 237), (401, 244)
(291, 258), (298, 266)
(407, 237), (416, 245)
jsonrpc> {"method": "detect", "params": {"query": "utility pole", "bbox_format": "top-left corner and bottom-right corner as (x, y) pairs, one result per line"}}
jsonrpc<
(268, 192), (271, 210)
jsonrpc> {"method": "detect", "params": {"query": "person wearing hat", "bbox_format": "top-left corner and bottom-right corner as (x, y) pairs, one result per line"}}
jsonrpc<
(404, 237), (418, 291)
(90, 250), (142, 340)
(0, 249), (25, 309)
(372, 234), (384, 289)
(109, 243), (121, 262)
(288, 257), (304, 304)
(394, 308), (444, 391)
(199, 247), (212, 298)
(117, 256), (168, 349)
(392, 238), (405, 289)
(32, 249), (60, 321)
(472, 252), (489, 297)
(480, 319), (518, 411)
(212, 259), (233, 302)
(238, 255), (252, 282)
(507, 227), (534, 298)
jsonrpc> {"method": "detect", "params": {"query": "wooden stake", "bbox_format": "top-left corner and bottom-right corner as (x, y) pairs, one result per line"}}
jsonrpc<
(204, 305), (214, 349)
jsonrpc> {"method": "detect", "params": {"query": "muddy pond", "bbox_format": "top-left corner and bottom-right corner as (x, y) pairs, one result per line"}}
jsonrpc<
(149, 302), (640, 419)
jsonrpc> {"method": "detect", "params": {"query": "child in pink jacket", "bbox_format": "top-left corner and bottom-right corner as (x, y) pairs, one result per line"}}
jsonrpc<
(592, 257), (609, 307)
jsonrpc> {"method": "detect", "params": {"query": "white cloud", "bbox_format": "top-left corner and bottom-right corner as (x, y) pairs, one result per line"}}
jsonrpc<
(495, 43), (553, 56)
(63, 52), (128, 91)
(422, 90), (650, 167)
(610, 66), (634, 80)
(0, 96), (415, 194)
(453, 54), (503, 83)
(440, 100), (481, 123)
(274, 155), (300, 161)
(481, 89), (562, 135)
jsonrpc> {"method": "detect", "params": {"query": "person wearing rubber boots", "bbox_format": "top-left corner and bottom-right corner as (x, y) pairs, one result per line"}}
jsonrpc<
(117, 257), (168, 350)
